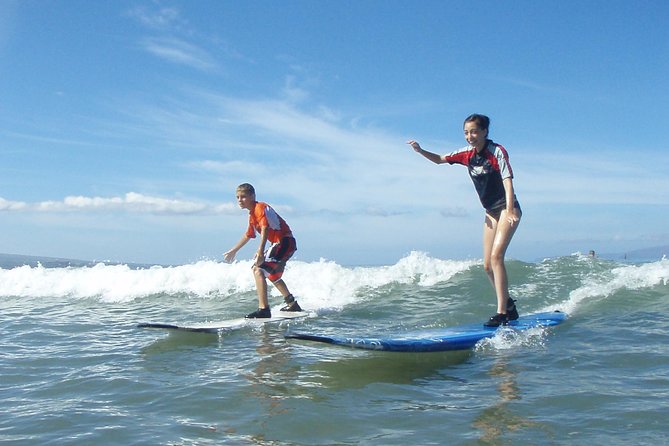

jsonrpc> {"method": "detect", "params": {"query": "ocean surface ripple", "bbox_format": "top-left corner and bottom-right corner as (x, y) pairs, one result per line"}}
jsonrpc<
(1, 251), (668, 445)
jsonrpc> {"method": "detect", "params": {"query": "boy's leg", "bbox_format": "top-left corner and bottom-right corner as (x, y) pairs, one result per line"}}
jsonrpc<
(261, 237), (301, 311)
(244, 265), (271, 318)
(274, 277), (301, 311)
(273, 278), (290, 298)
(253, 265), (270, 309)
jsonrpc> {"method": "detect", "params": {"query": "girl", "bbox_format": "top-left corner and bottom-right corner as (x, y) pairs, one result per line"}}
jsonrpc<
(408, 114), (521, 327)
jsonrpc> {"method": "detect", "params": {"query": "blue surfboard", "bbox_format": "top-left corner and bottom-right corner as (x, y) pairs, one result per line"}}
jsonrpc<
(285, 311), (567, 352)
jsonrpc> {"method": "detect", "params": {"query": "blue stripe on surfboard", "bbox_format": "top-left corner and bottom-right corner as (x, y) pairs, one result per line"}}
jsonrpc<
(285, 311), (567, 352)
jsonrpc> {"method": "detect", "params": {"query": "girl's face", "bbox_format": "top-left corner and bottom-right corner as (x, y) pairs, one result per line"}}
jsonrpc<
(463, 121), (488, 151)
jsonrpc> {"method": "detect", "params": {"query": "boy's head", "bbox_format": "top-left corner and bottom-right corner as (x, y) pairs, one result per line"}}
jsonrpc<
(236, 183), (255, 196)
(236, 183), (256, 210)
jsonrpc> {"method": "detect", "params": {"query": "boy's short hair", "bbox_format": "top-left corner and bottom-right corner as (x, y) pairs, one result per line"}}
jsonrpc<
(236, 183), (255, 196)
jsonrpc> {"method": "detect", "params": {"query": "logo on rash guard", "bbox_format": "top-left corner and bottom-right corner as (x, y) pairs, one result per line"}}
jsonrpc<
(469, 163), (490, 177)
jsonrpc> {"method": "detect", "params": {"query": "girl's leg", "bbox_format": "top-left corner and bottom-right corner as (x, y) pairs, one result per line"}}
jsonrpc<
(482, 213), (498, 292)
(488, 210), (520, 313)
(482, 211), (520, 314)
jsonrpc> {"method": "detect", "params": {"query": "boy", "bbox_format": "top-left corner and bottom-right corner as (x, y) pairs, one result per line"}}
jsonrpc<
(223, 183), (302, 318)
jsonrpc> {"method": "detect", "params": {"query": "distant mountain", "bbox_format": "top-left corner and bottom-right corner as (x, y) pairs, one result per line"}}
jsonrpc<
(623, 245), (669, 260)
(0, 253), (93, 269)
(0, 253), (160, 269)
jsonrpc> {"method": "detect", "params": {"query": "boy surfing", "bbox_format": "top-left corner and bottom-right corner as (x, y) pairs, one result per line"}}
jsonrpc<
(223, 183), (302, 318)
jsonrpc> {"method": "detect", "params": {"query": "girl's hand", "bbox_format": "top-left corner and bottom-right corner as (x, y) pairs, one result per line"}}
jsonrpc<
(507, 209), (520, 227)
(406, 140), (422, 152)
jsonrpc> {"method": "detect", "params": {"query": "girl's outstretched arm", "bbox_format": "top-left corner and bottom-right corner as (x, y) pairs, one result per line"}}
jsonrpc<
(407, 140), (446, 164)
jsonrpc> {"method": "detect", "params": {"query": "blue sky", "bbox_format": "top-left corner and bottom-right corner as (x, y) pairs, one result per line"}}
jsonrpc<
(0, 0), (667, 265)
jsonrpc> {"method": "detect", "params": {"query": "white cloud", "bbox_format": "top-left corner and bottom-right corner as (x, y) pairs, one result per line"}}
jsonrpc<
(108, 88), (476, 218)
(127, 4), (219, 72)
(105, 79), (669, 225)
(140, 36), (217, 72)
(519, 152), (669, 206)
(127, 5), (183, 30)
(282, 75), (310, 103)
(187, 160), (267, 177)
(0, 197), (27, 211)
(1, 193), (237, 215)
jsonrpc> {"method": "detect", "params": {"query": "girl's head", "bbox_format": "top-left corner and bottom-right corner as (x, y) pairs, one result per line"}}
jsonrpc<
(463, 114), (490, 149)
(463, 114), (490, 132)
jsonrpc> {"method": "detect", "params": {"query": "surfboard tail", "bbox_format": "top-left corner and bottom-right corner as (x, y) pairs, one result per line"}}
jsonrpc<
(284, 333), (338, 344)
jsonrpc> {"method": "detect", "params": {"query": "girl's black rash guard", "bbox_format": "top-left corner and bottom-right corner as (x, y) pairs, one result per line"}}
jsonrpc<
(443, 139), (518, 212)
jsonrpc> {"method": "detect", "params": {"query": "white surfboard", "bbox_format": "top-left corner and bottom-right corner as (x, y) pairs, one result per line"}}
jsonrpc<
(137, 311), (310, 333)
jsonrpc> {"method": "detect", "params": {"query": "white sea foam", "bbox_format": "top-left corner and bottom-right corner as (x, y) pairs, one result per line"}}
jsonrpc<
(0, 251), (476, 305)
(557, 257), (669, 315)
(475, 326), (548, 352)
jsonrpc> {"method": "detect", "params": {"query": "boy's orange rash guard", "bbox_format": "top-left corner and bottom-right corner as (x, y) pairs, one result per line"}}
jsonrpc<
(245, 202), (293, 244)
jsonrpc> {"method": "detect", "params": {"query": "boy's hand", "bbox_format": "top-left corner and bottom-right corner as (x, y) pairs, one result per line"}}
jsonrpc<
(223, 250), (235, 263)
(254, 250), (265, 266)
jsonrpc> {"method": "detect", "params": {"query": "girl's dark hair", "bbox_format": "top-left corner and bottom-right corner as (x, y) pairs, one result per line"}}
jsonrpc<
(463, 114), (490, 131)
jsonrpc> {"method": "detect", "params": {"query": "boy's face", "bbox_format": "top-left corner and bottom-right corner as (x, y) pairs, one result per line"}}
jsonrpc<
(236, 191), (255, 210)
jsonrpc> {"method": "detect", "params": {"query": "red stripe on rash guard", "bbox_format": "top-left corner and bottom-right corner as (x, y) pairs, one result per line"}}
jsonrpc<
(444, 142), (513, 179)
(443, 146), (473, 165)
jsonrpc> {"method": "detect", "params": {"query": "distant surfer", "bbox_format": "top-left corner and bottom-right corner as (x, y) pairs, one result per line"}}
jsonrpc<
(408, 114), (521, 327)
(224, 183), (302, 318)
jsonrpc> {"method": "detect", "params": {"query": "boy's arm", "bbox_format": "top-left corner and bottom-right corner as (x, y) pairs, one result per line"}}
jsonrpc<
(254, 226), (269, 266)
(223, 235), (251, 263)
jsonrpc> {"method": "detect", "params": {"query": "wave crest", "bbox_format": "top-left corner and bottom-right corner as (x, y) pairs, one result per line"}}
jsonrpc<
(0, 251), (476, 304)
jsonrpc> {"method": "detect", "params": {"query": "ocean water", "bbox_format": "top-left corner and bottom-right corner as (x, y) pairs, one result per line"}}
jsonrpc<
(1, 251), (668, 445)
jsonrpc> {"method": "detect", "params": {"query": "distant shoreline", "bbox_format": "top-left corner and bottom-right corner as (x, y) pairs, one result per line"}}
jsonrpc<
(599, 245), (669, 262)
(0, 253), (159, 269)
(1, 244), (667, 270)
